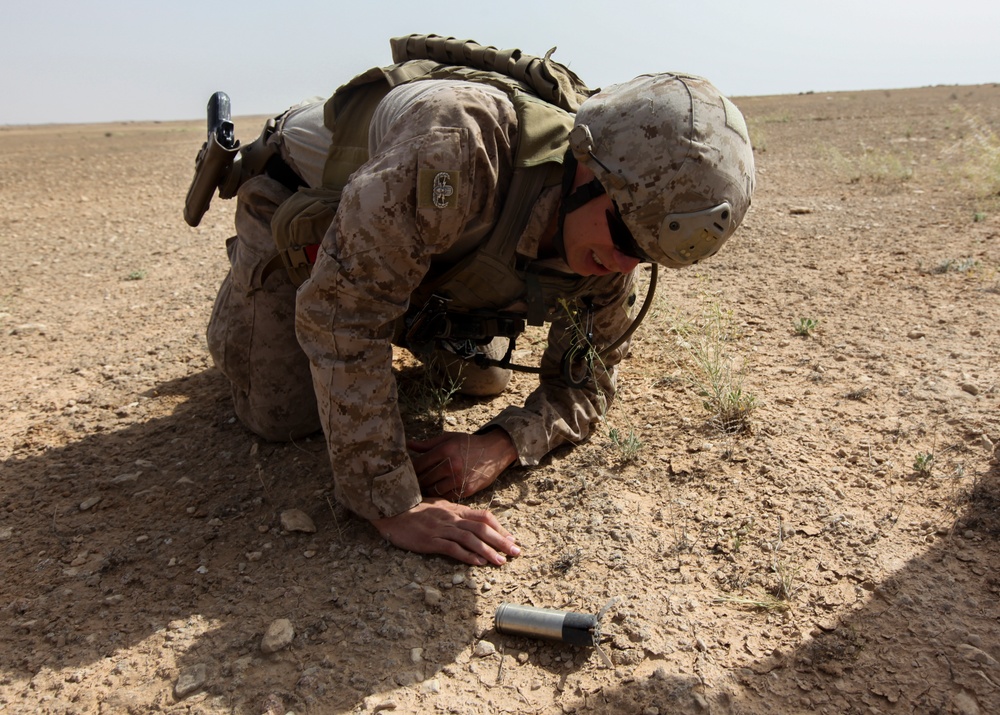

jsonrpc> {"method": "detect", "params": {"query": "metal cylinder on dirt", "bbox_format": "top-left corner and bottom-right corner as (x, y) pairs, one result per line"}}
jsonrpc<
(494, 603), (599, 646)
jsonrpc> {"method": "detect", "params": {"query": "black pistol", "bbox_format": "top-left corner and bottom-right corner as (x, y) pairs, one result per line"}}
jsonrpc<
(183, 91), (241, 227)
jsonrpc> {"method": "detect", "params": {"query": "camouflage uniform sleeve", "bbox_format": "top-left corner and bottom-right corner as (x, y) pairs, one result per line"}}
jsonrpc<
(295, 85), (516, 522)
(485, 269), (637, 464)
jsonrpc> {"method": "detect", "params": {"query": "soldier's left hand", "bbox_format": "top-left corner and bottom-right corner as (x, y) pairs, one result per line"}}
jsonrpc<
(409, 430), (518, 500)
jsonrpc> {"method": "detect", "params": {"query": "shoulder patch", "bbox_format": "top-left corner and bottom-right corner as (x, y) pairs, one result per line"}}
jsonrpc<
(418, 168), (462, 209)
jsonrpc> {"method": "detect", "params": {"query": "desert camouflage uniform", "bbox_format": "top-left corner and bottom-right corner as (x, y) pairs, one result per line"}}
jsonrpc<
(209, 81), (636, 522)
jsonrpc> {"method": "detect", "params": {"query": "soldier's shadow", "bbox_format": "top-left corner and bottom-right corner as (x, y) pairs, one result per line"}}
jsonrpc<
(0, 366), (501, 712)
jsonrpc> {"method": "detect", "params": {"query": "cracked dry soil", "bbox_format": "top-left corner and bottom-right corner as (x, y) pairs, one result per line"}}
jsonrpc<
(1, 83), (999, 714)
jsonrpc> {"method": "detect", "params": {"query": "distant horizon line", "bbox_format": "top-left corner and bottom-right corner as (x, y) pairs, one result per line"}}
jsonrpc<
(2, 81), (997, 129)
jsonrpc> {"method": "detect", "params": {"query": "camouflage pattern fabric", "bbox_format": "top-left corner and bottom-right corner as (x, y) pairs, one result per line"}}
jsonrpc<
(206, 176), (321, 441)
(210, 82), (635, 522)
(295, 82), (635, 521)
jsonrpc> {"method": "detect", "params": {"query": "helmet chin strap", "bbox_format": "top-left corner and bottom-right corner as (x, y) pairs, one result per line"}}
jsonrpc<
(553, 150), (607, 261)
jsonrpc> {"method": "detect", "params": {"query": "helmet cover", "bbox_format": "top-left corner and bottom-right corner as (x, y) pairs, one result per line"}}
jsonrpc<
(571, 73), (755, 267)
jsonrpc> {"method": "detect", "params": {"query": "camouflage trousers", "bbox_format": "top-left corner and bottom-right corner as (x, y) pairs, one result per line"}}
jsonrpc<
(207, 175), (511, 442)
(206, 176), (319, 441)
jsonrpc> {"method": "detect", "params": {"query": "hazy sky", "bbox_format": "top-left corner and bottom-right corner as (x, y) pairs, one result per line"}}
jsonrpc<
(2, 0), (997, 125)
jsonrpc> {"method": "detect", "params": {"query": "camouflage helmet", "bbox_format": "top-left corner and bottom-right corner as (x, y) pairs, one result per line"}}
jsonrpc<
(570, 73), (755, 268)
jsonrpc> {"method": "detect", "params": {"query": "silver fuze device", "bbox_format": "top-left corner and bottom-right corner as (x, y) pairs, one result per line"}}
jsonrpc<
(494, 603), (603, 646)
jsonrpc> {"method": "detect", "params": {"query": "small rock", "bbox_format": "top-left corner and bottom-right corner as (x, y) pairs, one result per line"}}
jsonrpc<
(907, 330), (925, 339)
(258, 693), (285, 715)
(393, 670), (421, 687)
(79, 497), (101, 511)
(174, 663), (207, 699)
(0, 527), (12, 541)
(957, 644), (999, 668)
(960, 383), (980, 396)
(423, 586), (442, 607)
(411, 647), (423, 663)
(421, 678), (441, 694)
(981, 434), (995, 453)
(953, 689), (981, 715)
(280, 509), (316, 533)
(451, 572), (466, 585)
(474, 640), (496, 657)
(261, 618), (295, 654)
(10, 323), (47, 336)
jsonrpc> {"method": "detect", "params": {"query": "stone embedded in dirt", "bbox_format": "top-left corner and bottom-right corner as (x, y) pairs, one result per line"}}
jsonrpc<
(959, 382), (979, 396)
(173, 663), (207, 699)
(423, 586), (442, 607)
(907, 330), (926, 339)
(10, 323), (47, 336)
(952, 690), (982, 715)
(474, 640), (497, 657)
(110, 471), (140, 484)
(957, 643), (1000, 668)
(258, 693), (285, 715)
(393, 670), (421, 687)
(280, 509), (317, 533)
(260, 618), (295, 654)
(79, 496), (101, 511)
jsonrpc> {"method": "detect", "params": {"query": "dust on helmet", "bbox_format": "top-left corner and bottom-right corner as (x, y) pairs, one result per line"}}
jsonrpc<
(569, 73), (755, 268)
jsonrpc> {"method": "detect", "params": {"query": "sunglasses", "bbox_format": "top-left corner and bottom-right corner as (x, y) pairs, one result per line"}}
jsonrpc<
(605, 203), (653, 263)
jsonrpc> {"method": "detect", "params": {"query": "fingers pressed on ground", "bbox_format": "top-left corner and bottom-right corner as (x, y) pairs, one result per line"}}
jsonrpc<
(433, 538), (487, 567)
(449, 526), (506, 566)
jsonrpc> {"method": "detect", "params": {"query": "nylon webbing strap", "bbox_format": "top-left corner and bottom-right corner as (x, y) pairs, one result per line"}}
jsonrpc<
(389, 34), (592, 112)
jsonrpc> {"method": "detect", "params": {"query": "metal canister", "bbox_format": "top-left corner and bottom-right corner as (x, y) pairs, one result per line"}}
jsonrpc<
(494, 603), (599, 646)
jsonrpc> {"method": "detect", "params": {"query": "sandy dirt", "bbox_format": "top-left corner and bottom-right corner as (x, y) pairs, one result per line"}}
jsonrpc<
(1, 84), (999, 715)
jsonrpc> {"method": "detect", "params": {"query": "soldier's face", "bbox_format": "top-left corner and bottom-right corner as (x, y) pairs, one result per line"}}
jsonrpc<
(562, 189), (641, 277)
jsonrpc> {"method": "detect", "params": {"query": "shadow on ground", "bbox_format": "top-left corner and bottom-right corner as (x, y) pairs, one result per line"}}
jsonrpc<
(0, 368), (486, 712)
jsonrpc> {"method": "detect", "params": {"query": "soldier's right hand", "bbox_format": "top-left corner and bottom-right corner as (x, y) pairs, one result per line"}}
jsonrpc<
(371, 498), (521, 566)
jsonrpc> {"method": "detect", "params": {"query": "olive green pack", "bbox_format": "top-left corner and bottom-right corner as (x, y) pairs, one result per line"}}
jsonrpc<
(271, 34), (605, 321)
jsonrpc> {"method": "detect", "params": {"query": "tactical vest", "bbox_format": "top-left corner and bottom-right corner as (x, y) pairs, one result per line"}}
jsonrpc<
(271, 35), (621, 346)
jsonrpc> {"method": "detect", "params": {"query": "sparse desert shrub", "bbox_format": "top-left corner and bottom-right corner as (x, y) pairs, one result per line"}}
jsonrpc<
(946, 107), (1000, 200)
(670, 303), (757, 436)
(930, 257), (980, 275)
(827, 144), (913, 187)
(913, 452), (935, 478)
(608, 426), (643, 462)
(793, 317), (819, 336)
